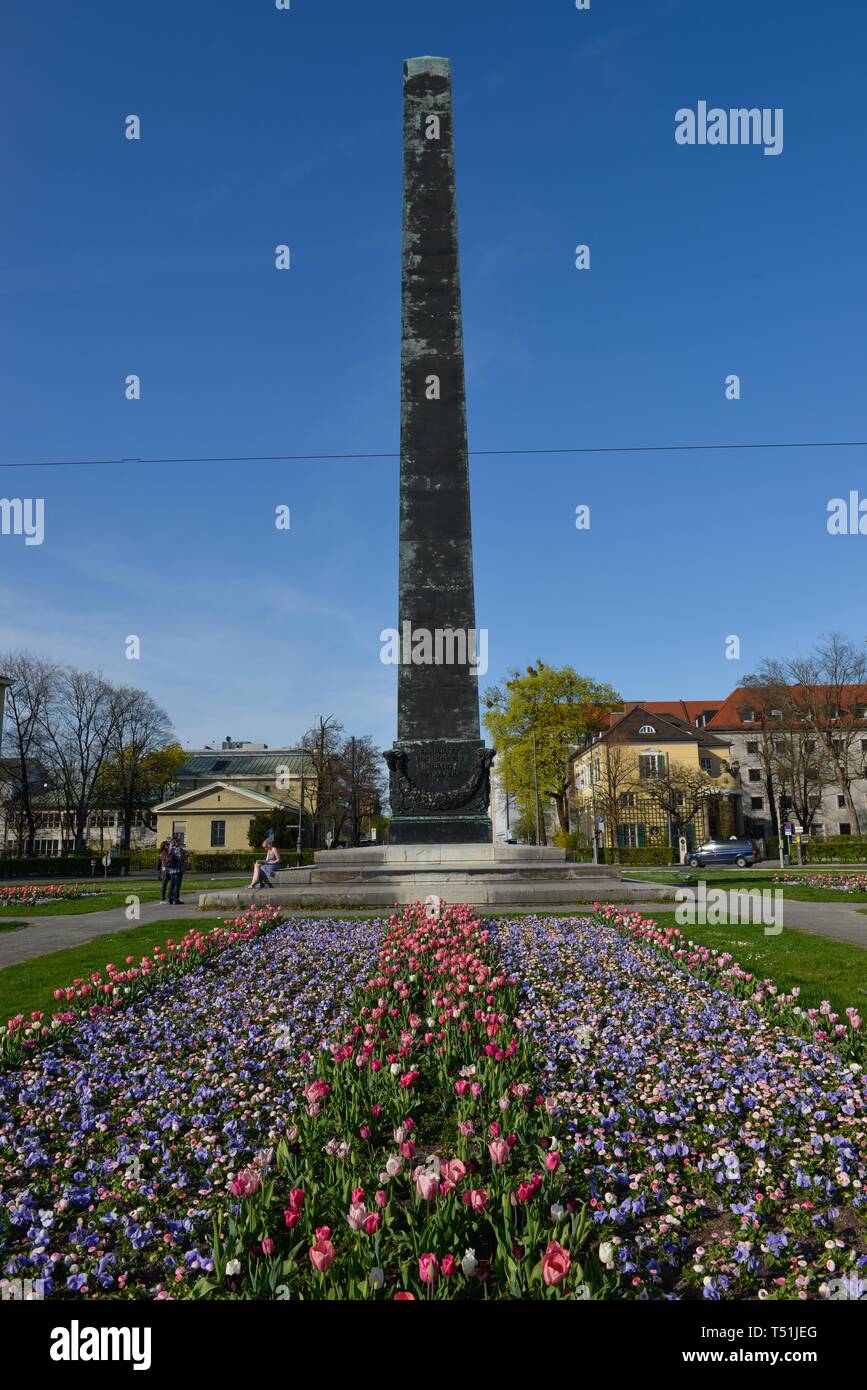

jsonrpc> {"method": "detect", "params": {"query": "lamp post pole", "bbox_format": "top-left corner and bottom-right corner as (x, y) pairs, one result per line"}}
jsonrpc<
(350, 737), (357, 849)
(532, 734), (541, 847)
(296, 764), (305, 866)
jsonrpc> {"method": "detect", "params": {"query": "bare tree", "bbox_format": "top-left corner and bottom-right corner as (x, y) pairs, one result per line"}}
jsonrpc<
(99, 687), (174, 849)
(749, 633), (867, 833)
(0, 651), (59, 854)
(301, 715), (344, 847)
(341, 733), (386, 845)
(642, 762), (721, 846)
(38, 670), (117, 851)
(591, 742), (638, 863)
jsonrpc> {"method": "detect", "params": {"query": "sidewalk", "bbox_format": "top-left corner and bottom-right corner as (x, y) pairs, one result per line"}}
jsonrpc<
(0, 889), (865, 970)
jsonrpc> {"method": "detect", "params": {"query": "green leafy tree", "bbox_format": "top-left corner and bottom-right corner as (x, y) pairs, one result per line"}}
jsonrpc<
(247, 809), (309, 851)
(483, 662), (621, 843)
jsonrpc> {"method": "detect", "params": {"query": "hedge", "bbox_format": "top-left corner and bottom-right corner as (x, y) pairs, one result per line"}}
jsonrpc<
(804, 837), (867, 864)
(0, 855), (131, 879)
(0, 849), (317, 878)
(567, 843), (675, 866)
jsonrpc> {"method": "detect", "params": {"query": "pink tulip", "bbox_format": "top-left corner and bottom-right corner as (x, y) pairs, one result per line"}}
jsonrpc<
(418, 1253), (439, 1284)
(347, 1202), (367, 1231)
(541, 1240), (570, 1287)
(309, 1235), (335, 1274)
(261, 1237), (275, 1256)
(545, 1151), (561, 1173)
(441, 1158), (466, 1185)
(362, 1212), (381, 1235)
(488, 1139), (509, 1166)
(441, 1254), (457, 1277)
(416, 1170), (439, 1201)
(462, 1188), (488, 1213)
(228, 1166), (260, 1198)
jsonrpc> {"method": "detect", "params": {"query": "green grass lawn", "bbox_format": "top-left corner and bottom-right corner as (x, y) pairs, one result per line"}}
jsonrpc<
(0, 876), (250, 918)
(644, 909), (867, 1017)
(0, 916), (230, 1022)
(622, 868), (867, 903)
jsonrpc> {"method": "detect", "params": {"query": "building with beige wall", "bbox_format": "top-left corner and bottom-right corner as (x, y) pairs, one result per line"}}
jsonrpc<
(570, 704), (740, 854)
(154, 747), (314, 854)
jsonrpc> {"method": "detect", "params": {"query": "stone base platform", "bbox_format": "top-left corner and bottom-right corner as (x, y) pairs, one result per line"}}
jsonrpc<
(197, 843), (641, 911)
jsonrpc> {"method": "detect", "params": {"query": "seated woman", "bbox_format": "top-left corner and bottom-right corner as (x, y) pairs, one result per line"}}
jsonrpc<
(250, 840), (281, 889)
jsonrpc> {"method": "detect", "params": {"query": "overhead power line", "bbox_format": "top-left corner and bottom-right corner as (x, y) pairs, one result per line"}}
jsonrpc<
(0, 439), (865, 471)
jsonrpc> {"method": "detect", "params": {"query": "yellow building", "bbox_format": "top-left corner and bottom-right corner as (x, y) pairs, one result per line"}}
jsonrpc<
(154, 747), (314, 855)
(570, 704), (740, 854)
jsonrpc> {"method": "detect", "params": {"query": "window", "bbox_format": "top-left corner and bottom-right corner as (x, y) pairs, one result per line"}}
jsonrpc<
(638, 753), (666, 780)
(739, 709), (755, 724)
(746, 741), (759, 753)
(770, 708), (783, 719)
(700, 757), (712, 772)
(748, 769), (761, 782)
(210, 820), (226, 847)
(211, 759), (229, 772)
(750, 797), (764, 810)
(837, 795), (846, 809)
(638, 724), (656, 735)
(621, 792), (636, 808)
(172, 820), (187, 846)
(855, 706), (867, 720)
(617, 824), (646, 848)
(813, 824), (825, 839)
(839, 823), (852, 836)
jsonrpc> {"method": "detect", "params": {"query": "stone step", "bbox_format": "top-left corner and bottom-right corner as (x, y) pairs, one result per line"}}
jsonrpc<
(275, 864), (619, 885)
(199, 878), (668, 911)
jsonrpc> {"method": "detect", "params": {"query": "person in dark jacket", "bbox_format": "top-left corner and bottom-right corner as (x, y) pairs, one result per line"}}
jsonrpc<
(166, 838), (187, 904)
(158, 840), (170, 901)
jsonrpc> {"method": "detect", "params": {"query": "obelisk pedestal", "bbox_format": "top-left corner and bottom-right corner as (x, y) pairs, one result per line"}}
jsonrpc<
(385, 56), (494, 845)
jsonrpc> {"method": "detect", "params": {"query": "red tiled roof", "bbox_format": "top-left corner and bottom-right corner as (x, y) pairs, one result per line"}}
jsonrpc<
(706, 685), (867, 730)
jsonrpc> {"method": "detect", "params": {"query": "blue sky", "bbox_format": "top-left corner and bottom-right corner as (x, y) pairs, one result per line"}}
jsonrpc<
(1, 0), (865, 754)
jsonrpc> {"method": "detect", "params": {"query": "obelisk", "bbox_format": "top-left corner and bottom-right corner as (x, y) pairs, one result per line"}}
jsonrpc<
(385, 57), (494, 845)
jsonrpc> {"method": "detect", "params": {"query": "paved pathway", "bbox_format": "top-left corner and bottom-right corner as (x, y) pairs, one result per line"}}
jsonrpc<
(1, 885), (865, 968)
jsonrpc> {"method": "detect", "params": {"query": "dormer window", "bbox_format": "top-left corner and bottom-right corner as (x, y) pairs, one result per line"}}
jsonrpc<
(739, 709), (755, 724)
(638, 724), (656, 735)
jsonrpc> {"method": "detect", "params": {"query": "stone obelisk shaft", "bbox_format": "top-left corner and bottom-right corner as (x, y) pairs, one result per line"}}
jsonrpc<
(398, 56), (479, 742)
(386, 57), (493, 845)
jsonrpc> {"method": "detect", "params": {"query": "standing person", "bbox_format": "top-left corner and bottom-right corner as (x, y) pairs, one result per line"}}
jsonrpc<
(167, 837), (187, 904)
(249, 839), (280, 889)
(158, 839), (170, 901)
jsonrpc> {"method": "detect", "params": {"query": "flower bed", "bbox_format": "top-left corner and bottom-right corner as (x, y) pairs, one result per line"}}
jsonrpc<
(1, 901), (864, 1301)
(1, 905), (288, 1066)
(0, 911), (382, 1296)
(0, 884), (105, 909)
(773, 873), (867, 894)
(591, 904), (863, 1061)
(494, 914), (867, 1300)
(196, 902), (602, 1301)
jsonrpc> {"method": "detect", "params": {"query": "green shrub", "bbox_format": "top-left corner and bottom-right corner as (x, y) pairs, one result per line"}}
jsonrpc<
(804, 837), (867, 864)
(0, 855), (130, 879)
